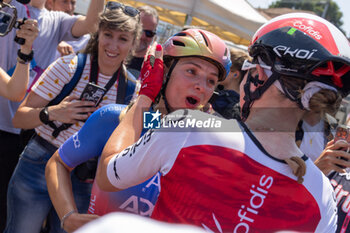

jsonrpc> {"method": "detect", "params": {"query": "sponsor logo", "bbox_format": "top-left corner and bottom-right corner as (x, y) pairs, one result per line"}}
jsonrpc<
(88, 195), (96, 214)
(119, 195), (154, 216)
(113, 130), (154, 179)
(293, 21), (323, 40)
(234, 175), (273, 232)
(202, 175), (274, 233)
(273, 45), (317, 60)
(72, 132), (80, 149)
(331, 179), (350, 213)
(99, 105), (126, 117)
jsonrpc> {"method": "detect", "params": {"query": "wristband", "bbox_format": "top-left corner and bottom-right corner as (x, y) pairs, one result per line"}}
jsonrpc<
(39, 107), (50, 125)
(17, 56), (29, 65)
(60, 210), (77, 229)
(17, 49), (34, 63)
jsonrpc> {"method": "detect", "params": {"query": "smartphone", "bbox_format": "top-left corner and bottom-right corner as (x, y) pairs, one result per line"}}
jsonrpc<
(80, 82), (106, 107)
(334, 125), (350, 168)
(334, 125), (350, 144)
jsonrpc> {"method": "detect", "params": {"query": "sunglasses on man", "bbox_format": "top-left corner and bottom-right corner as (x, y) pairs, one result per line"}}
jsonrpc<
(144, 30), (156, 38)
(104, 1), (139, 17)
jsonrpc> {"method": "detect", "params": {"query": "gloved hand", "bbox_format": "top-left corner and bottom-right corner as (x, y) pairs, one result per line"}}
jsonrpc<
(139, 43), (164, 102)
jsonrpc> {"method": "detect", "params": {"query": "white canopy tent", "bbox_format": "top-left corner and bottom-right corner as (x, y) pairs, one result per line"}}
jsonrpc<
(75, 0), (268, 45)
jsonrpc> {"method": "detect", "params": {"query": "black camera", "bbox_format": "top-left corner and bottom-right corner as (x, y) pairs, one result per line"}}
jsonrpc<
(0, 1), (27, 44)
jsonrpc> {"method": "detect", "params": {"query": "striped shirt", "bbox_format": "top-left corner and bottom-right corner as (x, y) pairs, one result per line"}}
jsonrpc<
(32, 53), (136, 147)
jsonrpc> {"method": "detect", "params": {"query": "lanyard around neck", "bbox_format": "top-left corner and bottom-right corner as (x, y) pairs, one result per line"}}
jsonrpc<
(89, 56), (121, 95)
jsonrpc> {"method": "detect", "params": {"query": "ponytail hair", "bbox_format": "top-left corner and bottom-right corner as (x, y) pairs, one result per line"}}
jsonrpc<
(308, 89), (342, 116)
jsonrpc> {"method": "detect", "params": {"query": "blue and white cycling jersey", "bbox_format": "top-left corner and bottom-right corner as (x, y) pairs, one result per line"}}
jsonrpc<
(59, 104), (160, 216)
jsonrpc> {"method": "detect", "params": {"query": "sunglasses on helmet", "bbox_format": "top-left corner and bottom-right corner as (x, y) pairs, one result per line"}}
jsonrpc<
(241, 59), (271, 71)
(104, 1), (140, 17)
(143, 30), (156, 38)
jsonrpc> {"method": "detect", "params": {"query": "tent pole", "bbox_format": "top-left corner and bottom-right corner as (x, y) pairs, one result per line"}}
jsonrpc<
(185, 14), (193, 25)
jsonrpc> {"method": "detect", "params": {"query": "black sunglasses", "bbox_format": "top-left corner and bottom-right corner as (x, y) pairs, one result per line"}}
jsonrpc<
(144, 30), (156, 38)
(104, 2), (140, 17)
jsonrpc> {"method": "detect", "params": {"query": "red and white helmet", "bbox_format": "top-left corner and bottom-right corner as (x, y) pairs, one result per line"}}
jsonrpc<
(249, 13), (350, 96)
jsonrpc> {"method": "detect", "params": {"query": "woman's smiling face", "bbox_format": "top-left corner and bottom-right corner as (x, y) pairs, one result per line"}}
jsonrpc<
(165, 57), (219, 111)
(98, 28), (134, 75)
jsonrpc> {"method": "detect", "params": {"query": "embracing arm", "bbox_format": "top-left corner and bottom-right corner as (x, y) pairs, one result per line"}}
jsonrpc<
(96, 95), (152, 191)
(96, 44), (163, 192)
(46, 152), (98, 233)
(71, 0), (104, 37)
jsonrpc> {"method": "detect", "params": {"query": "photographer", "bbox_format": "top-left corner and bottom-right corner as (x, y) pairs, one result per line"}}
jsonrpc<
(0, 19), (38, 101)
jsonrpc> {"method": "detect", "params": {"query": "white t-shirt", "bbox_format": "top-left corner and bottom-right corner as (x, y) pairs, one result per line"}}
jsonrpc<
(299, 119), (326, 162)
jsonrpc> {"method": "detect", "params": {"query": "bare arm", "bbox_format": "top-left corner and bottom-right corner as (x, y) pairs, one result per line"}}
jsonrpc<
(45, 151), (98, 233)
(96, 95), (152, 191)
(12, 92), (96, 129)
(70, 0), (104, 37)
(0, 19), (38, 101)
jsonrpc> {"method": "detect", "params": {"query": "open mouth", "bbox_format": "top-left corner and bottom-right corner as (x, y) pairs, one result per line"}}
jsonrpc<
(186, 96), (199, 108)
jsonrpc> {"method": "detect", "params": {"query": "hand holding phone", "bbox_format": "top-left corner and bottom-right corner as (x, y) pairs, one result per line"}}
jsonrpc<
(80, 82), (106, 107)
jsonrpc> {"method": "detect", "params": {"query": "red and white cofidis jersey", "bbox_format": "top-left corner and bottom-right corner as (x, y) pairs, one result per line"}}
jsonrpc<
(106, 109), (337, 233)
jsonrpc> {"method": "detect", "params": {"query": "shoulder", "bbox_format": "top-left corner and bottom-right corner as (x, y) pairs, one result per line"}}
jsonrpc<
(92, 104), (128, 122)
(10, 1), (27, 16)
(45, 53), (79, 75)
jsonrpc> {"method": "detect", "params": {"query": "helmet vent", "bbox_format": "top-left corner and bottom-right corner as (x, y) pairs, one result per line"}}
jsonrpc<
(199, 31), (209, 47)
(172, 40), (185, 47)
(174, 32), (186, 37)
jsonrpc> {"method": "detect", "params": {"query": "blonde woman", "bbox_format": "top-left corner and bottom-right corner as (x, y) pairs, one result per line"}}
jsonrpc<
(6, 4), (142, 233)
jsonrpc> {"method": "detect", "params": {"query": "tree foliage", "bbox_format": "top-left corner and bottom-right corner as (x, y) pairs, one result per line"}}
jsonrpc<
(269, 0), (344, 33)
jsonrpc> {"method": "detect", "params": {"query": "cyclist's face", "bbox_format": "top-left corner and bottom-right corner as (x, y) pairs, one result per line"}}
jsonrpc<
(165, 57), (219, 110)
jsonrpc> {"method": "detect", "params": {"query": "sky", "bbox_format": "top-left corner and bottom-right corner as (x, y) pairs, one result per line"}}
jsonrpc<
(246, 0), (350, 37)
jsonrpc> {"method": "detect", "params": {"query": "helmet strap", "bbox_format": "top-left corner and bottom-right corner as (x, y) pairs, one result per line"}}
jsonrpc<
(160, 58), (179, 114)
(241, 71), (279, 121)
(277, 78), (304, 109)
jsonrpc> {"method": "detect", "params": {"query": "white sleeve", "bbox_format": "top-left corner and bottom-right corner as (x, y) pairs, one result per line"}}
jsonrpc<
(106, 129), (189, 189)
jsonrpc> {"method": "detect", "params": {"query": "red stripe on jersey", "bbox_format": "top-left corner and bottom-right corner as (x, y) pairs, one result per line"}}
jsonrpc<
(151, 145), (320, 232)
